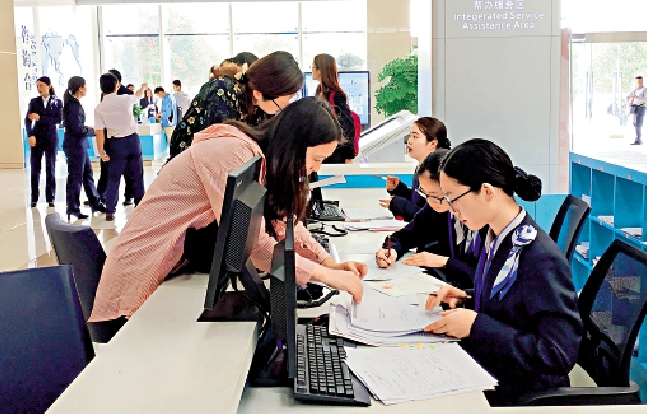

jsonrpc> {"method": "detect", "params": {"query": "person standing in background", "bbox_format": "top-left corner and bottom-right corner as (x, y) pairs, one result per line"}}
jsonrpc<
(140, 88), (157, 120)
(312, 53), (355, 165)
(127, 84), (135, 92)
(154, 87), (177, 143)
(172, 80), (191, 120)
(26, 76), (62, 208)
(629, 74), (646, 145)
(94, 74), (146, 221)
(62, 76), (106, 220)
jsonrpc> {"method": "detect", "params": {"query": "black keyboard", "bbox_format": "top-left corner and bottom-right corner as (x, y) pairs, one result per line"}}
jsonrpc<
(311, 234), (331, 254)
(294, 324), (371, 406)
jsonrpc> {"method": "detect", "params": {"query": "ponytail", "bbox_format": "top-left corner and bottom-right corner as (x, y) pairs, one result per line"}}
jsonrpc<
(440, 138), (542, 202)
(49, 86), (56, 96)
(63, 76), (86, 112)
(513, 166), (542, 202)
(415, 117), (451, 150)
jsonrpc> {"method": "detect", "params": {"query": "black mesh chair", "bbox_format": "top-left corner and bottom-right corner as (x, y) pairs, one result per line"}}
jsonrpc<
(45, 213), (125, 343)
(0, 265), (94, 413)
(549, 194), (591, 265)
(521, 239), (645, 405)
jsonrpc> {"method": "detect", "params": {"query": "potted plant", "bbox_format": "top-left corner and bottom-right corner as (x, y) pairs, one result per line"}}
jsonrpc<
(374, 48), (418, 117)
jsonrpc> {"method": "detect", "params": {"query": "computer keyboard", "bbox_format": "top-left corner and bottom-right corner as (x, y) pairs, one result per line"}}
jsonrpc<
(294, 323), (371, 406)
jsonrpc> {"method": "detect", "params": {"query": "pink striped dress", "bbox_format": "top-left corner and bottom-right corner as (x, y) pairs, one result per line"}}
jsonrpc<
(89, 124), (330, 322)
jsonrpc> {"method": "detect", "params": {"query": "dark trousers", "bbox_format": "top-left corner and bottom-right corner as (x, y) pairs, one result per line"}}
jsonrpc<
(634, 106), (645, 142)
(105, 134), (145, 214)
(64, 141), (101, 215)
(30, 135), (57, 203)
(97, 140), (135, 202)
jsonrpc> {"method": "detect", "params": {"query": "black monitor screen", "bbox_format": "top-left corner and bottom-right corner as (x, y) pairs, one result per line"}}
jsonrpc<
(204, 155), (269, 311)
(303, 71), (371, 126)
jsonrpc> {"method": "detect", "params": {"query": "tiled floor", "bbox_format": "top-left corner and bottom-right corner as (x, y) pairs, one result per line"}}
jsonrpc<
(0, 157), (163, 272)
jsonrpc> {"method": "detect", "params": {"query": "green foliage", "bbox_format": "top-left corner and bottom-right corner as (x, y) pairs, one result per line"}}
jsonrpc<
(374, 50), (418, 117)
(133, 104), (143, 119)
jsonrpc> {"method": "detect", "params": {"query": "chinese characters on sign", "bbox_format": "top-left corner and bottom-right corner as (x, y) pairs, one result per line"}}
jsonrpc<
(458, 0), (540, 31)
(21, 25), (38, 91)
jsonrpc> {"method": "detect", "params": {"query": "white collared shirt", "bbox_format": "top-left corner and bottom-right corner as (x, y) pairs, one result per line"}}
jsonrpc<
(42, 96), (50, 108)
(484, 208), (527, 262)
(94, 93), (139, 138)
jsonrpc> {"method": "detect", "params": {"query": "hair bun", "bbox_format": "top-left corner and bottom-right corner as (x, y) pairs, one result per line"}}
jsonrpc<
(513, 166), (542, 202)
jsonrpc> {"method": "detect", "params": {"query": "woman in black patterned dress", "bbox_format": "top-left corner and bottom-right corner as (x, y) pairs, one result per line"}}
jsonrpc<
(168, 51), (303, 160)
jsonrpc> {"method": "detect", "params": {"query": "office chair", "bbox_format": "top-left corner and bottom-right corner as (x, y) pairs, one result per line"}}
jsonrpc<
(0, 265), (94, 413)
(520, 239), (645, 405)
(549, 194), (591, 265)
(45, 213), (125, 343)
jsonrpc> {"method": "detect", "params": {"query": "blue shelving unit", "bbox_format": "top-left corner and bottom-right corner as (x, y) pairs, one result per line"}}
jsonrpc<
(571, 152), (647, 401)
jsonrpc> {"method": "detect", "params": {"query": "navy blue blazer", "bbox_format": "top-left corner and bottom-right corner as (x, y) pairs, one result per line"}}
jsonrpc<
(63, 97), (89, 149)
(381, 206), (487, 289)
(388, 178), (426, 221)
(461, 214), (582, 405)
(25, 95), (62, 143)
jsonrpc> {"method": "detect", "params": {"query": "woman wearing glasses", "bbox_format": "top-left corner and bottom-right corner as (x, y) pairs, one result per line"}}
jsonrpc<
(423, 139), (582, 406)
(379, 117), (451, 221)
(168, 51), (302, 161)
(375, 149), (486, 289)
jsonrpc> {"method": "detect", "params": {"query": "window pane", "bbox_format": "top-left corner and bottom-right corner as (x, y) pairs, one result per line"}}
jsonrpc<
(302, 0), (367, 32)
(102, 4), (159, 35)
(35, 5), (98, 123)
(163, 3), (229, 34)
(233, 34), (298, 62)
(302, 33), (367, 71)
(232, 2), (298, 34)
(167, 35), (230, 97)
(104, 37), (162, 88)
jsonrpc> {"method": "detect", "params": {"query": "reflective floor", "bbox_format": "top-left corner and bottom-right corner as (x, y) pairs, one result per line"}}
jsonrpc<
(0, 157), (163, 272)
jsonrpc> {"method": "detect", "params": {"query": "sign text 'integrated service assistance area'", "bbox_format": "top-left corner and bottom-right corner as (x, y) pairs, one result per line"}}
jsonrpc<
(455, 0), (545, 31)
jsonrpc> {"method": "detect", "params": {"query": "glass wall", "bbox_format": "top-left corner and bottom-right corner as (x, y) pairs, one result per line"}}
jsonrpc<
(563, 0), (647, 153)
(14, 1), (368, 125)
(163, 3), (230, 98)
(102, 5), (162, 88)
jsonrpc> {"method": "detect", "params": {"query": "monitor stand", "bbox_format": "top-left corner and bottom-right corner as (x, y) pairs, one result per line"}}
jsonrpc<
(197, 291), (262, 323)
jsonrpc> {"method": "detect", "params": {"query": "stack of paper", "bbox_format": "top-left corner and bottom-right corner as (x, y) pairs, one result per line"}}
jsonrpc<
(344, 343), (498, 404)
(328, 286), (454, 346)
(342, 207), (393, 221)
(344, 219), (406, 231)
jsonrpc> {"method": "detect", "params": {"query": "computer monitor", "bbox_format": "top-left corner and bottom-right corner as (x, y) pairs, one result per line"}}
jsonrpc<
(269, 217), (298, 380)
(202, 155), (271, 319)
(354, 110), (417, 163)
(303, 71), (371, 127)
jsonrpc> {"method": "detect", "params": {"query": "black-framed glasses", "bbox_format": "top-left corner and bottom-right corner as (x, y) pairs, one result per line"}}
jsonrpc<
(443, 189), (472, 209)
(416, 187), (444, 205)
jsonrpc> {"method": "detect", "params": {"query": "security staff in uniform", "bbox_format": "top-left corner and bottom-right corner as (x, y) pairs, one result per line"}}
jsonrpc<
(62, 76), (106, 220)
(94, 73), (146, 221)
(26, 76), (62, 207)
(629, 74), (647, 145)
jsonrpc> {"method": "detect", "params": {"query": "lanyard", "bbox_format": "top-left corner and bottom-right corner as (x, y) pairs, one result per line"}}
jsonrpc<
(474, 234), (501, 312)
(447, 213), (455, 259)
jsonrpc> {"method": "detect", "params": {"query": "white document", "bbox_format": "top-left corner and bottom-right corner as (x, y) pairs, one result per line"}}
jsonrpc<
(329, 304), (454, 346)
(350, 285), (442, 332)
(342, 207), (393, 221)
(344, 219), (406, 231)
(344, 344), (498, 405)
(309, 175), (346, 189)
(365, 273), (448, 297)
(363, 261), (423, 281)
